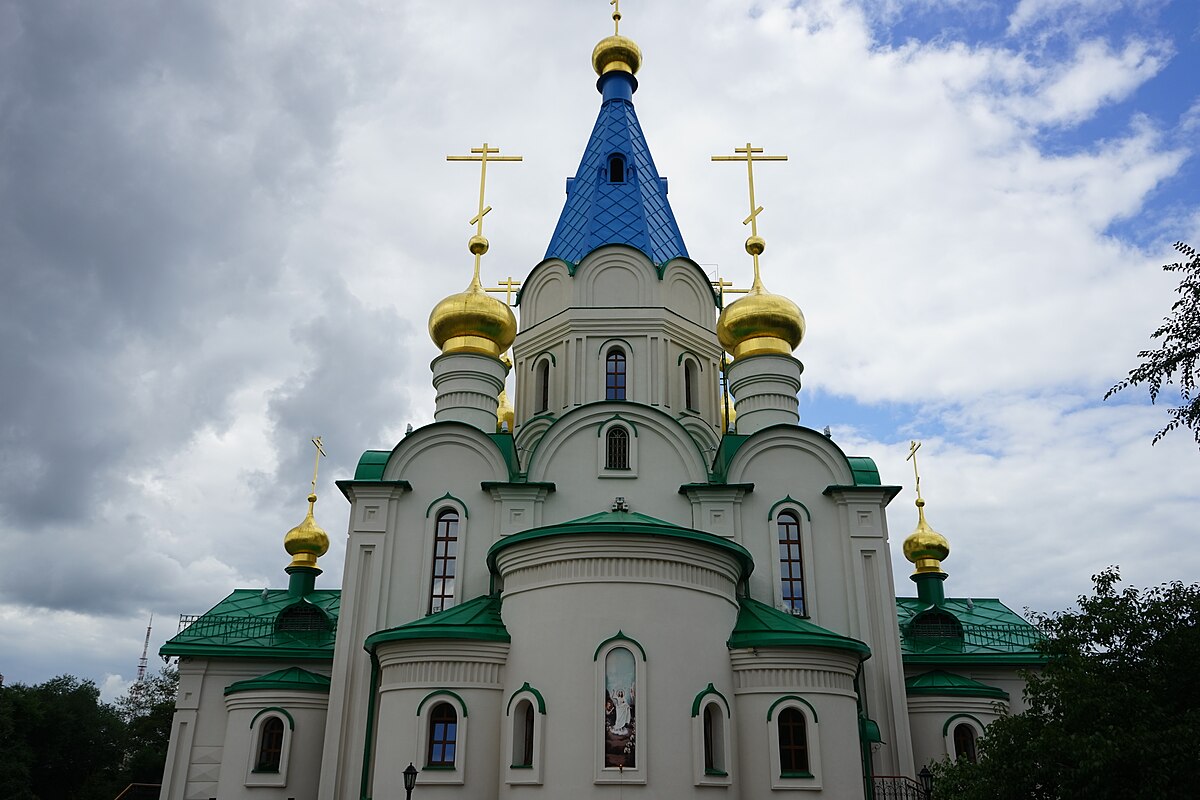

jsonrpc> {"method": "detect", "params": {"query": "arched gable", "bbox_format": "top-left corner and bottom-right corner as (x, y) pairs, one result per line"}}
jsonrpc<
(524, 402), (709, 485)
(574, 246), (656, 308)
(520, 261), (571, 328)
(725, 425), (857, 487)
(385, 421), (513, 484)
(663, 261), (716, 326)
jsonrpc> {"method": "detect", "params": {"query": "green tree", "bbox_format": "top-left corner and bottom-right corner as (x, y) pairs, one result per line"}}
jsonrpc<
(0, 675), (125, 800)
(1106, 241), (1200, 447)
(930, 568), (1200, 799)
(115, 666), (178, 784)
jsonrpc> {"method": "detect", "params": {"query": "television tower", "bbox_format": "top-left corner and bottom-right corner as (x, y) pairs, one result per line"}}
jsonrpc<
(135, 614), (153, 683)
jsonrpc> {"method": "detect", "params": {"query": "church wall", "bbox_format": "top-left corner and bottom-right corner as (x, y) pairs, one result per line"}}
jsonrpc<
(217, 690), (328, 799)
(907, 695), (1005, 770)
(495, 533), (742, 798)
(730, 648), (866, 799)
(162, 657), (332, 800)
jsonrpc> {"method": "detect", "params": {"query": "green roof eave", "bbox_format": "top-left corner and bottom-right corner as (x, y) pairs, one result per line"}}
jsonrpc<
(728, 597), (871, 659)
(365, 594), (510, 652)
(353, 450), (392, 480)
(905, 669), (1010, 700)
(846, 456), (881, 486)
(485, 511), (754, 580)
(902, 653), (1046, 666)
(485, 432), (522, 480)
(224, 667), (332, 696)
(159, 643), (335, 660)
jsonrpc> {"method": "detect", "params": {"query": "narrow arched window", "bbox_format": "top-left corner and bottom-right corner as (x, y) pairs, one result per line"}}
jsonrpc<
(778, 512), (806, 616)
(606, 348), (626, 400)
(256, 716), (284, 772)
(429, 510), (459, 614)
(512, 699), (535, 767)
(954, 723), (978, 763)
(427, 703), (458, 767)
(536, 360), (550, 413)
(606, 427), (630, 470)
(777, 707), (809, 775)
(703, 703), (725, 774)
(608, 154), (625, 183)
(684, 360), (698, 411)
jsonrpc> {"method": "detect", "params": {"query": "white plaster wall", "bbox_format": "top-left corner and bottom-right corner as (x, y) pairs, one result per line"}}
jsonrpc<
(907, 695), (1007, 770)
(495, 533), (742, 799)
(216, 690), (328, 800)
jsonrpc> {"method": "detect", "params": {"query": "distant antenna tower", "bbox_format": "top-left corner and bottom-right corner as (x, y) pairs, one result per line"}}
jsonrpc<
(136, 614), (153, 682)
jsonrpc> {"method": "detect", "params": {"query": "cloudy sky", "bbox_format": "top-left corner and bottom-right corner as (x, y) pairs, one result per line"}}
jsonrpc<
(1, 0), (1197, 698)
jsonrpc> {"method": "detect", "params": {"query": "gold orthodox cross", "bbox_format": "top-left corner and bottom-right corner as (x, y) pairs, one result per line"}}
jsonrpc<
(710, 275), (749, 307)
(485, 276), (523, 305)
(906, 440), (923, 501)
(446, 142), (523, 279)
(611, 0), (622, 35)
(310, 436), (327, 495)
(712, 143), (787, 283)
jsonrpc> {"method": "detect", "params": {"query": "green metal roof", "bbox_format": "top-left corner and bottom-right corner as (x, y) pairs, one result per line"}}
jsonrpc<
(485, 510), (755, 579)
(365, 594), (510, 652)
(846, 456), (881, 486)
(160, 589), (340, 660)
(895, 596), (1045, 665)
(485, 432), (521, 480)
(353, 450), (391, 480)
(905, 669), (1009, 700)
(728, 597), (871, 659)
(224, 666), (332, 696)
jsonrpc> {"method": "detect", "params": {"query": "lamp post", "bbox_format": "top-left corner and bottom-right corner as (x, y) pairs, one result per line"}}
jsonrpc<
(918, 766), (933, 799)
(403, 762), (418, 799)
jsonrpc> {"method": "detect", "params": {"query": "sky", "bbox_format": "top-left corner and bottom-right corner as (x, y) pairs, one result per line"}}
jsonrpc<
(1, 0), (1197, 700)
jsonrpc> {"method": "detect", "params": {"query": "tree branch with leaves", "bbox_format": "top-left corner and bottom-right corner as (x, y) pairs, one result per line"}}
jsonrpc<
(1106, 241), (1200, 447)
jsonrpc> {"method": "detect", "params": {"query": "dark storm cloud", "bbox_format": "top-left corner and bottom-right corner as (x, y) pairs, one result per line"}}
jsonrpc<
(0, 0), (401, 615)
(0, 1), (343, 528)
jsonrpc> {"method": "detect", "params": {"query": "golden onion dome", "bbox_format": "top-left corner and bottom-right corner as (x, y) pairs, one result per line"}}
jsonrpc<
(716, 274), (806, 360)
(721, 398), (737, 432)
(592, 34), (642, 76)
(497, 387), (514, 432)
(284, 494), (330, 570)
(902, 498), (950, 575)
(428, 272), (517, 359)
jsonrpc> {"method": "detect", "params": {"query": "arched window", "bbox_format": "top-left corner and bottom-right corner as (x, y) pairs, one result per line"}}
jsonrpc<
(953, 723), (978, 763)
(429, 509), (459, 614)
(608, 153), (625, 183)
(684, 360), (698, 411)
(605, 427), (629, 470)
(427, 703), (458, 767)
(536, 360), (550, 413)
(703, 703), (726, 775)
(512, 699), (535, 768)
(255, 716), (284, 772)
(605, 348), (626, 400)
(778, 511), (806, 616)
(777, 707), (809, 776)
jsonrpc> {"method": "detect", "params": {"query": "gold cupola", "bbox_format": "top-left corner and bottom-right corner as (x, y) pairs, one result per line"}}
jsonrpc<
(903, 497), (950, 575)
(716, 268), (806, 360)
(284, 492), (330, 571)
(428, 267), (517, 358)
(592, 0), (641, 77)
(496, 353), (515, 432)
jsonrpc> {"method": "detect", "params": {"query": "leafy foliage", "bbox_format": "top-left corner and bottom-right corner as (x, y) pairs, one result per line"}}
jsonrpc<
(931, 568), (1200, 799)
(0, 667), (178, 800)
(1106, 241), (1200, 447)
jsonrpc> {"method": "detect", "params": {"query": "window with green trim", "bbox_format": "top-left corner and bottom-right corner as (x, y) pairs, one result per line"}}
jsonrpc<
(256, 716), (284, 772)
(536, 359), (550, 413)
(953, 723), (978, 763)
(605, 426), (630, 470)
(703, 703), (726, 775)
(429, 510), (458, 614)
(777, 707), (809, 775)
(427, 703), (458, 767)
(512, 699), (535, 767)
(778, 511), (806, 616)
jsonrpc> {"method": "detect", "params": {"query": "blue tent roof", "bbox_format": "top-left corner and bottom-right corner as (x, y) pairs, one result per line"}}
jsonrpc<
(544, 73), (688, 267)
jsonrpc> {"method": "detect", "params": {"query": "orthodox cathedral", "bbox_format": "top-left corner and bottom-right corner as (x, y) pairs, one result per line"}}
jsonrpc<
(159, 11), (1042, 800)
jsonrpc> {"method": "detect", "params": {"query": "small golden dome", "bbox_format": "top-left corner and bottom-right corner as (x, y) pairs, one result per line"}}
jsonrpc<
(428, 276), (517, 358)
(902, 498), (950, 575)
(497, 387), (514, 432)
(284, 494), (329, 570)
(716, 279), (806, 360)
(592, 34), (642, 76)
(721, 398), (737, 432)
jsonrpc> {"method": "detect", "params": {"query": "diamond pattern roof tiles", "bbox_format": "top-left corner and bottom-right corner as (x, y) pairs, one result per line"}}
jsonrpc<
(545, 97), (688, 267)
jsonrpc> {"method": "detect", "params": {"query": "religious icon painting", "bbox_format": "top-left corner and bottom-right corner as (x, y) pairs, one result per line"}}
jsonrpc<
(603, 646), (636, 768)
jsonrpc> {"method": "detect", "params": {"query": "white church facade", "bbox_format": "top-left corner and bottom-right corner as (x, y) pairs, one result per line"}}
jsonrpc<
(159, 14), (1042, 800)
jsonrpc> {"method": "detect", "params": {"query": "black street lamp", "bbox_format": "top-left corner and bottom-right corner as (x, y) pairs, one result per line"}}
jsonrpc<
(403, 762), (418, 799)
(918, 766), (934, 799)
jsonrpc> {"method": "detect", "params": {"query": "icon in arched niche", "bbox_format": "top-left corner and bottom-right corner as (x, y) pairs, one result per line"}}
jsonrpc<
(603, 646), (636, 768)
